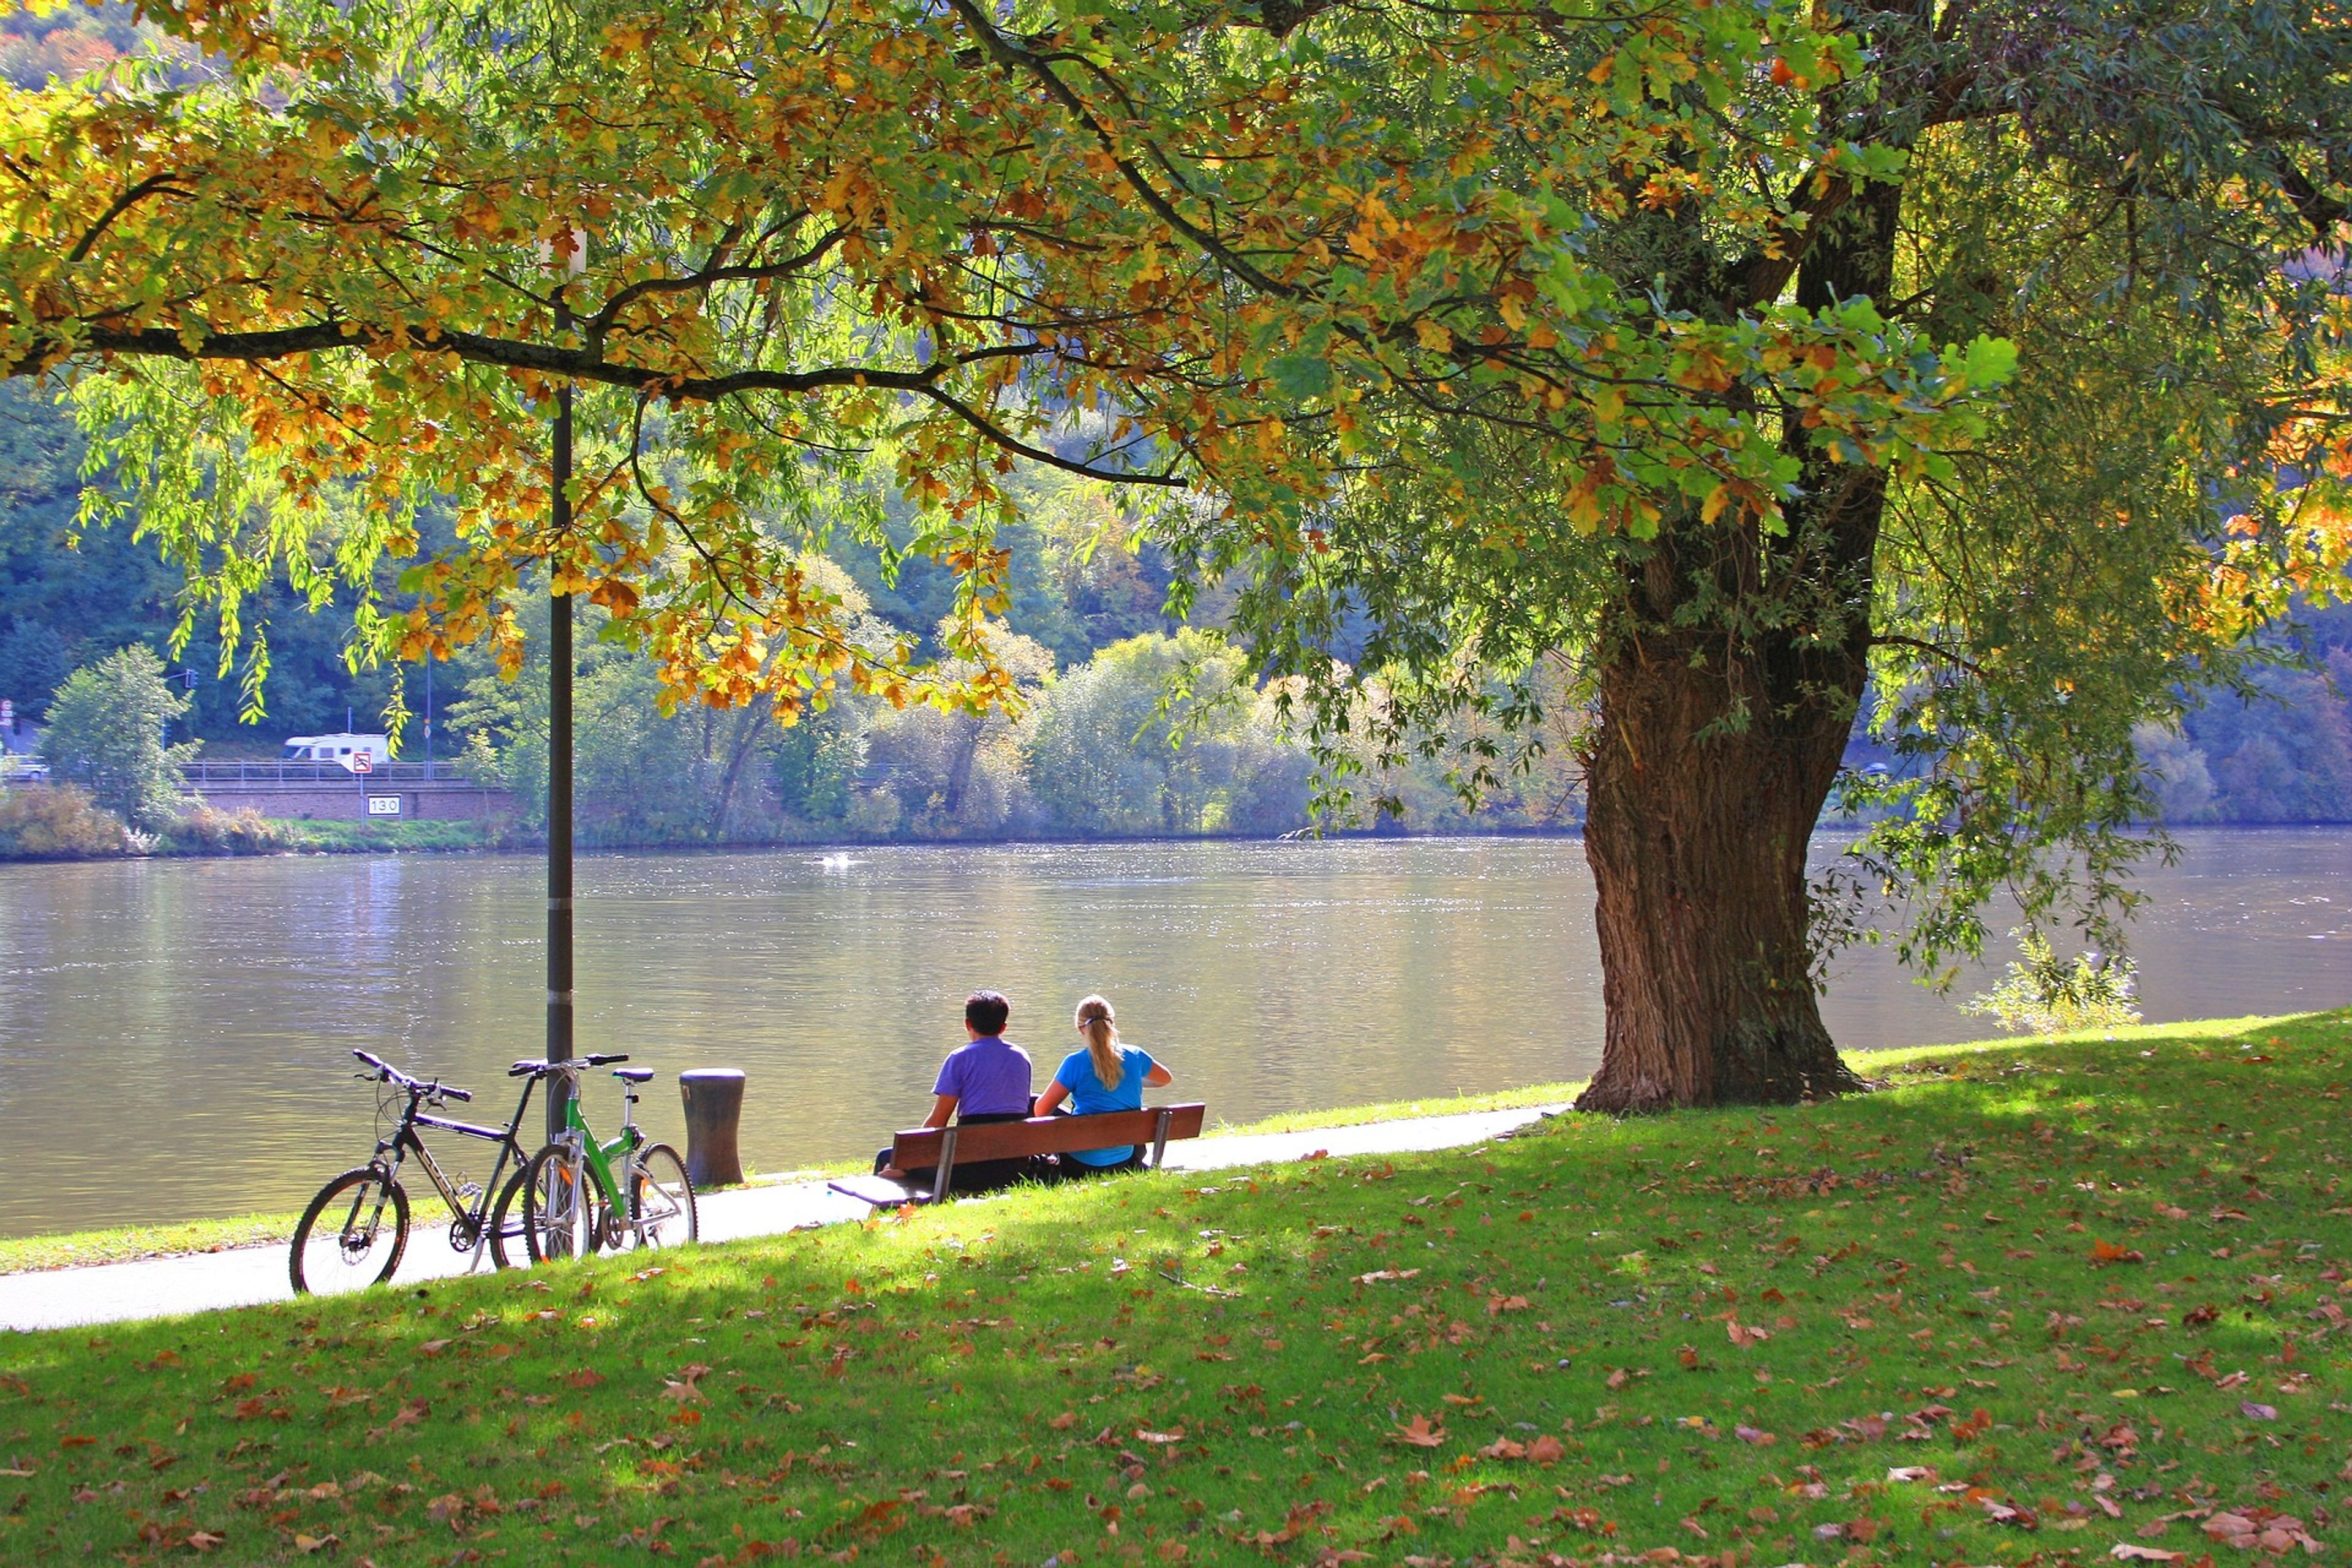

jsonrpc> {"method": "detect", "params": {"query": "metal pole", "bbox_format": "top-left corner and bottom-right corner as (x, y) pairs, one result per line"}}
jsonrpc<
(423, 658), (435, 782)
(546, 294), (576, 1142)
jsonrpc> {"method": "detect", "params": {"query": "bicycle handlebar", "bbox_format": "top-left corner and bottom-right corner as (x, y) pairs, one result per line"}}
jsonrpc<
(507, 1054), (630, 1077)
(350, 1049), (471, 1104)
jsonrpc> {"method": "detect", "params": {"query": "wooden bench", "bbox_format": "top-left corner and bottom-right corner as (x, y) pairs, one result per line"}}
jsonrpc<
(828, 1104), (1207, 1207)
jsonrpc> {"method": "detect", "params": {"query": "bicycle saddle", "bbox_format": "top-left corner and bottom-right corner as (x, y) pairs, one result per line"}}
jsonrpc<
(614, 1066), (655, 1084)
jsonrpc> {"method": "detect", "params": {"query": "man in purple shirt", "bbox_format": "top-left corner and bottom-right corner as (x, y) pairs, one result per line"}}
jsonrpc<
(876, 991), (1037, 1189)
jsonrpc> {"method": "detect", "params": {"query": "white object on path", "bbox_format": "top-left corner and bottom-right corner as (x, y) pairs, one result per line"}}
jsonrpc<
(0, 1104), (1561, 1333)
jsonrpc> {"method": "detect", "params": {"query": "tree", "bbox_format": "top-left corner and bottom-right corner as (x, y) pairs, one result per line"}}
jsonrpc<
(1027, 630), (1305, 836)
(7, 0), (2345, 1107)
(39, 645), (197, 828)
(867, 621), (1055, 835)
(1144, 1), (2352, 1106)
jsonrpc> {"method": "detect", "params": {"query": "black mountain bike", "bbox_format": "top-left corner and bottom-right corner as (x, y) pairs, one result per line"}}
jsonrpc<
(289, 1050), (560, 1295)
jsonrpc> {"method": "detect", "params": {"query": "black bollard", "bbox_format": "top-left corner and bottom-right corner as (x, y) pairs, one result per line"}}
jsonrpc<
(678, 1069), (747, 1189)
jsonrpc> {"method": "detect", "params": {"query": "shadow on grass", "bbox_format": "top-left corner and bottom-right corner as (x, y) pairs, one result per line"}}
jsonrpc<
(3, 1009), (2345, 1564)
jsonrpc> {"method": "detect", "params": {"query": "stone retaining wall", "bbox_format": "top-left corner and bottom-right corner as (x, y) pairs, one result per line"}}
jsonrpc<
(189, 780), (518, 823)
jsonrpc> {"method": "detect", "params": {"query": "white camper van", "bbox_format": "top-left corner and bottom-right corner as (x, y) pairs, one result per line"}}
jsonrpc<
(282, 733), (390, 772)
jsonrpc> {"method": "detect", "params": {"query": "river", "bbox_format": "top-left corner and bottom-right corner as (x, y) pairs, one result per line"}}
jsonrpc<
(2, 828), (2348, 1238)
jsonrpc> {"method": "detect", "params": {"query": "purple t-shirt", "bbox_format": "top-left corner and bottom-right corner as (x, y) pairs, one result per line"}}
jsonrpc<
(932, 1035), (1033, 1117)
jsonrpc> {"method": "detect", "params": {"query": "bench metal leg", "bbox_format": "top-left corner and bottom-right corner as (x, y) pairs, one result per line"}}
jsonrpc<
(930, 1127), (959, 1204)
(1149, 1107), (1172, 1170)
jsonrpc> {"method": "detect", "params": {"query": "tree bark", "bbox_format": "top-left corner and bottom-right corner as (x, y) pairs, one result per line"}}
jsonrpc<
(1574, 608), (1869, 1110)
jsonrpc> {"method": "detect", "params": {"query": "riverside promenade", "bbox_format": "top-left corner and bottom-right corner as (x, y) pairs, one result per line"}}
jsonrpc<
(0, 1104), (1559, 1333)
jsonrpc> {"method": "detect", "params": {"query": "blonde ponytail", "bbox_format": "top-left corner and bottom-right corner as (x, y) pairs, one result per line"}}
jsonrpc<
(1075, 994), (1123, 1090)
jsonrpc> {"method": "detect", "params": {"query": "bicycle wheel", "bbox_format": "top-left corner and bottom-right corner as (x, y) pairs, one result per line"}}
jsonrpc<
(487, 1163), (536, 1268)
(290, 1167), (409, 1296)
(518, 1144), (598, 1263)
(620, 1144), (697, 1251)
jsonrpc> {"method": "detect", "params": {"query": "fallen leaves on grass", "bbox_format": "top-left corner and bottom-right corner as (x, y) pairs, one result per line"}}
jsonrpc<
(2204, 1510), (2321, 1553)
(1391, 1415), (1447, 1448)
(1477, 1433), (1566, 1463)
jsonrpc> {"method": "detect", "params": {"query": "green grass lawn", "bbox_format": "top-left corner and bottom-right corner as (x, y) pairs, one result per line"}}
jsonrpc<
(2, 1012), (2346, 1566)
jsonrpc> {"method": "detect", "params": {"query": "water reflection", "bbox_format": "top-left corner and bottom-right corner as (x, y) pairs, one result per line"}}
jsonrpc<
(1, 829), (2346, 1237)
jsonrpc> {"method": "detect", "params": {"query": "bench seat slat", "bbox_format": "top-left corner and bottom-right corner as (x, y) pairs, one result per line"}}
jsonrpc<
(888, 1103), (1205, 1166)
(825, 1104), (1208, 1208)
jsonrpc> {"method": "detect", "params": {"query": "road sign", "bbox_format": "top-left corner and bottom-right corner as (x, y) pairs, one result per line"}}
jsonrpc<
(366, 795), (402, 817)
(0, 699), (12, 723)
(352, 750), (373, 774)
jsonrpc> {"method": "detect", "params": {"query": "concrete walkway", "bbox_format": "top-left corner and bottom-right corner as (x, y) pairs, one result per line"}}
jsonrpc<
(0, 1104), (1559, 1333)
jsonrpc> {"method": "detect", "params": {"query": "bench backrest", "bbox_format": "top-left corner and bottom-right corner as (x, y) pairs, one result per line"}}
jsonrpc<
(890, 1103), (1207, 1180)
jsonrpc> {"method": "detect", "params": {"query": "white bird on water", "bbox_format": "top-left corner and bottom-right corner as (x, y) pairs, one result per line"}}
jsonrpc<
(818, 853), (859, 872)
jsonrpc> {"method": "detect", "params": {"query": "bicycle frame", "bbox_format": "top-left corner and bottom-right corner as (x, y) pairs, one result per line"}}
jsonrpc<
(374, 1076), (542, 1251)
(551, 1082), (640, 1209)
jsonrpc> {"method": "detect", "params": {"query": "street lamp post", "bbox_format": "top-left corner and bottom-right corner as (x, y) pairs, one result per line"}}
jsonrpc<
(546, 233), (585, 1141)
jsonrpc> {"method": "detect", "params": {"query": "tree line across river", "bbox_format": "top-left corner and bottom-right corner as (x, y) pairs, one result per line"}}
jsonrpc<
(4, 376), (2350, 850)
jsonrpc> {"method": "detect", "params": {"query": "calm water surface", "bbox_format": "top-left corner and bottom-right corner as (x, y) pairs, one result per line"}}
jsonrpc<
(2, 829), (2347, 1237)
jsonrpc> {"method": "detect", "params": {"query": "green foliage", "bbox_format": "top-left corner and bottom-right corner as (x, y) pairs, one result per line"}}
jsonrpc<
(1962, 928), (2144, 1038)
(0, 380), (405, 732)
(155, 802), (287, 856)
(1024, 630), (1304, 837)
(0, 780), (127, 858)
(37, 644), (197, 829)
(260, 818), (492, 853)
(4, 1014), (2346, 1562)
(149, 810), (494, 856)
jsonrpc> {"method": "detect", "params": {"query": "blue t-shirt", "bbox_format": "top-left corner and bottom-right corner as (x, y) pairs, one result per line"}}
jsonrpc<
(1052, 1045), (1158, 1167)
(933, 1036), (1033, 1117)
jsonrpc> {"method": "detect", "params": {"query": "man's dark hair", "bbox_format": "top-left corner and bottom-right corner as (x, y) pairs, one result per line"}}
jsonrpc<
(965, 990), (1011, 1036)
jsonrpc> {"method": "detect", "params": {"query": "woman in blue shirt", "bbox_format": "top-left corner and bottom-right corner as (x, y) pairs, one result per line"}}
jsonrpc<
(1032, 994), (1174, 1175)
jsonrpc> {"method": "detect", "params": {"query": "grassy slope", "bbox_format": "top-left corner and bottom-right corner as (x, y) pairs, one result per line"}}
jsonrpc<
(2, 1012), (2346, 1567)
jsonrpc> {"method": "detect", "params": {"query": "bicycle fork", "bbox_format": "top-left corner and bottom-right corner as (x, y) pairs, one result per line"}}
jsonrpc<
(345, 1143), (406, 1249)
(549, 1129), (600, 1258)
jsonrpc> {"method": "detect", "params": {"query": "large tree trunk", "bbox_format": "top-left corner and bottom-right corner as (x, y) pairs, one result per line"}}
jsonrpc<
(1573, 176), (1903, 1112)
(1574, 606), (1869, 1110)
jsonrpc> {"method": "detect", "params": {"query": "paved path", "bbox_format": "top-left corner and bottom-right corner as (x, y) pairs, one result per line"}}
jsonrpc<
(0, 1105), (1558, 1333)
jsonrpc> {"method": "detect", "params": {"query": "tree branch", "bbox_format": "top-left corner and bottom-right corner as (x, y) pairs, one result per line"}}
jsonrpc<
(1872, 631), (1988, 681)
(65, 174), (192, 268)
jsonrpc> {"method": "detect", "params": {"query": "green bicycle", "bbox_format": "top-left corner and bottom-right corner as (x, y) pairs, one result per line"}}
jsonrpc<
(516, 1054), (698, 1262)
